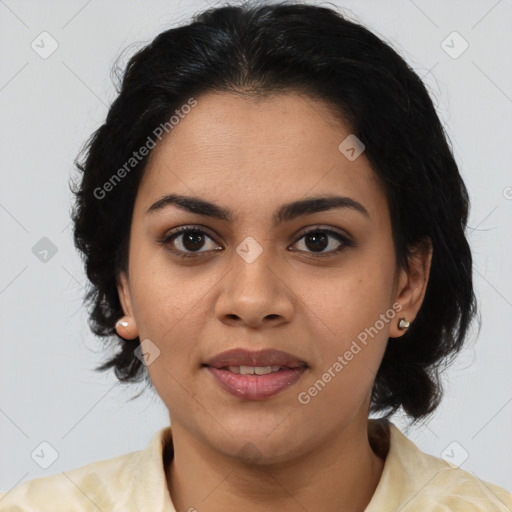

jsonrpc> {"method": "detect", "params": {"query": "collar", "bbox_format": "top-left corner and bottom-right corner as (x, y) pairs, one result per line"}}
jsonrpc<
(128, 425), (176, 511)
(126, 419), (418, 511)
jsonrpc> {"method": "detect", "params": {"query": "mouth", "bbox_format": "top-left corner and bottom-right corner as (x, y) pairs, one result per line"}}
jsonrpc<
(203, 348), (308, 400)
(217, 365), (287, 375)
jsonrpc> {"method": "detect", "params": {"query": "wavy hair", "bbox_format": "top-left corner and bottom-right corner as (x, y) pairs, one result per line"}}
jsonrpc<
(71, 1), (477, 422)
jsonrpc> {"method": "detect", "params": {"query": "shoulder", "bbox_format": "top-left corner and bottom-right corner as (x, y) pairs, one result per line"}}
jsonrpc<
(0, 447), (141, 511)
(408, 447), (512, 511)
(367, 420), (512, 511)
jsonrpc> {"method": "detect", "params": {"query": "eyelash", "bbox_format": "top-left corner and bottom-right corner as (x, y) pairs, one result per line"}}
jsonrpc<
(157, 225), (354, 259)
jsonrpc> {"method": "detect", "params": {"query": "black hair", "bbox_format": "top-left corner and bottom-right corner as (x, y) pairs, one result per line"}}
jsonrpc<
(71, 0), (477, 423)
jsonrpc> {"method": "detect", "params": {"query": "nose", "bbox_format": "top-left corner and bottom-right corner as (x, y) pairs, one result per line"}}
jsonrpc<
(214, 240), (296, 329)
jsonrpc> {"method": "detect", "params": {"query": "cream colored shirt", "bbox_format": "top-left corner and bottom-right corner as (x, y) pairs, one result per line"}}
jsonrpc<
(1, 420), (511, 511)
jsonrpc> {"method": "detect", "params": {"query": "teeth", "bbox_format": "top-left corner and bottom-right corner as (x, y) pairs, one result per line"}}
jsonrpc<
(254, 366), (272, 375)
(227, 365), (281, 375)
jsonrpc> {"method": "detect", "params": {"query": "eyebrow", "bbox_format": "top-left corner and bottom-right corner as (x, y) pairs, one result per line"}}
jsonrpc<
(146, 193), (370, 225)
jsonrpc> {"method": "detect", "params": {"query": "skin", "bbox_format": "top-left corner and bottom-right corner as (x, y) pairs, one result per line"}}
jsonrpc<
(116, 91), (432, 512)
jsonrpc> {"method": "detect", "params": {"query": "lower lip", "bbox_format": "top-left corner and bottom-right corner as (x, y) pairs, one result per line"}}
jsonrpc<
(206, 366), (307, 400)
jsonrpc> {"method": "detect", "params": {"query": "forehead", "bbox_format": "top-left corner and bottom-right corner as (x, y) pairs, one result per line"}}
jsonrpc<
(135, 91), (387, 222)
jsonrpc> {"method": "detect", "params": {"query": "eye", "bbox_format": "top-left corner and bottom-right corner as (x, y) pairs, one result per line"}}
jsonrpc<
(291, 227), (353, 257)
(158, 225), (353, 259)
(158, 226), (221, 258)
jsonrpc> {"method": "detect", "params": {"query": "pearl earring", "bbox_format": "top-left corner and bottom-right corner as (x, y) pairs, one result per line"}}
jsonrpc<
(397, 318), (410, 331)
(115, 318), (130, 329)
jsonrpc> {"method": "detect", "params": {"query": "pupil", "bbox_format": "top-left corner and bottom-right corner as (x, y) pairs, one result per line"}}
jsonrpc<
(306, 232), (328, 252)
(181, 231), (329, 253)
(183, 232), (204, 251)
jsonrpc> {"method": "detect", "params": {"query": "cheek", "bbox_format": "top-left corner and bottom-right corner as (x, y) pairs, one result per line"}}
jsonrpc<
(299, 260), (394, 340)
(129, 242), (214, 324)
(297, 275), (391, 414)
(294, 254), (394, 395)
(128, 255), (223, 376)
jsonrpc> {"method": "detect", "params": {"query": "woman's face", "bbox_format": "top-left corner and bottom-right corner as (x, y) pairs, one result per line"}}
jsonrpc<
(117, 91), (430, 463)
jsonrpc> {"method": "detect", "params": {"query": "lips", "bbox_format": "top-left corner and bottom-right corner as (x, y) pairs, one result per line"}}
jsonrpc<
(203, 348), (308, 400)
(203, 348), (308, 370)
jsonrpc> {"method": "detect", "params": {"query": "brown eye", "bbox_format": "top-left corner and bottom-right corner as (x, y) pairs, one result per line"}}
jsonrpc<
(160, 227), (221, 258)
(304, 232), (329, 252)
(178, 231), (207, 252)
(291, 228), (353, 257)
(158, 225), (353, 259)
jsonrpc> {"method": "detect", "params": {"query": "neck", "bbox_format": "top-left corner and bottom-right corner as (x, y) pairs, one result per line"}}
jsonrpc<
(165, 418), (386, 512)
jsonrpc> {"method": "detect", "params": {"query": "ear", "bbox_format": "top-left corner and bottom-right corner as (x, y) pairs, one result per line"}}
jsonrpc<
(117, 271), (134, 317)
(390, 236), (433, 338)
(116, 271), (139, 339)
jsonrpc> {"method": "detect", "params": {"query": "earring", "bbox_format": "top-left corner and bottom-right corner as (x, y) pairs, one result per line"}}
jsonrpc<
(115, 317), (130, 329)
(115, 316), (137, 339)
(397, 318), (410, 331)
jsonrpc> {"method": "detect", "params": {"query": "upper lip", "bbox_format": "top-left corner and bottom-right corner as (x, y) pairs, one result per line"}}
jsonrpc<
(203, 348), (308, 369)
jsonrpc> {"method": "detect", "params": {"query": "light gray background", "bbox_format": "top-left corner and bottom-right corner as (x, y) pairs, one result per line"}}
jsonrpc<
(1, 0), (511, 496)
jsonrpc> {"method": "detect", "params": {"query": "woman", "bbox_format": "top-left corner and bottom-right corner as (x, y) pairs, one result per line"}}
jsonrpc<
(1, 1), (510, 510)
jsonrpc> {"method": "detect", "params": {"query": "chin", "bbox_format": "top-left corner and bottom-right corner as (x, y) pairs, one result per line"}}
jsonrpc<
(229, 440), (299, 466)
(210, 425), (303, 466)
